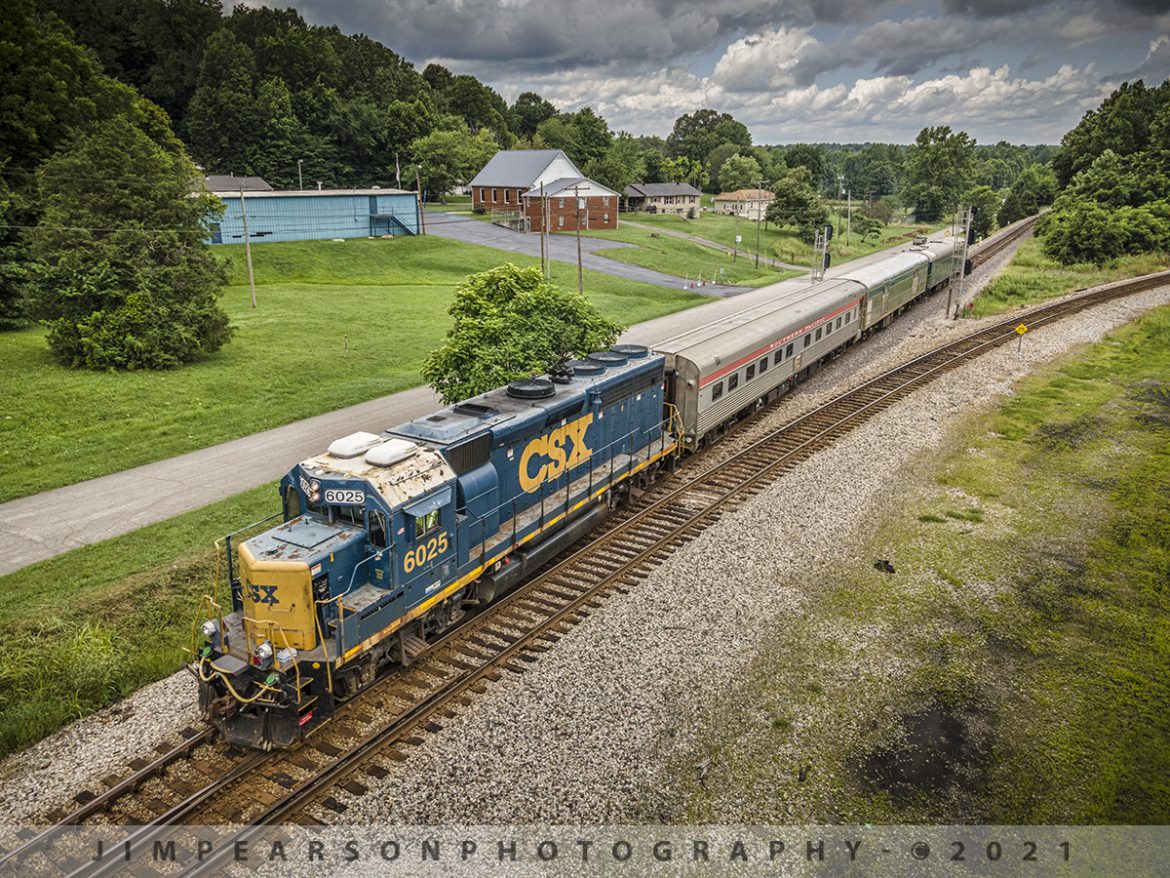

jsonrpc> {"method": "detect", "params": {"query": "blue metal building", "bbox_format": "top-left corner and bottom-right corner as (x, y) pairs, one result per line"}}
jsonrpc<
(208, 188), (420, 245)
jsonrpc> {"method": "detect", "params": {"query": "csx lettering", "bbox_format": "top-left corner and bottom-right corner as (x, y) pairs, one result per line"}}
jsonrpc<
(519, 414), (594, 493)
(403, 532), (449, 575)
(248, 584), (280, 606)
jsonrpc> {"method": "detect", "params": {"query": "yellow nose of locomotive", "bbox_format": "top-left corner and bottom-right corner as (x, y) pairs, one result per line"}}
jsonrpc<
(239, 543), (317, 651)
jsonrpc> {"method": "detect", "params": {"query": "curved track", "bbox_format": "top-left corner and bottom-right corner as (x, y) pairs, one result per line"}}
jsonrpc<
(8, 254), (1166, 878)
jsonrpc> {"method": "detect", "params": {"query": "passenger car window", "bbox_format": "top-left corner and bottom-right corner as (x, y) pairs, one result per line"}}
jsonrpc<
(773, 350), (782, 365)
(803, 335), (811, 349)
(759, 356), (768, 373)
(815, 327), (822, 341)
(746, 364), (755, 380)
(786, 343), (793, 358)
(712, 381), (723, 401)
(728, 373), (739, 391)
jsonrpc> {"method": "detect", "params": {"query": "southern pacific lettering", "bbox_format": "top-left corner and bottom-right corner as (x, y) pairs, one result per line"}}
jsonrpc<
(518, 413), (594, 493)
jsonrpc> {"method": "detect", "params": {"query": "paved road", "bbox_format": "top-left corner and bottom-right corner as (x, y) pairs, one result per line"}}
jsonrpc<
(423, 211), (751, 297)
(0, 232), (973, 576)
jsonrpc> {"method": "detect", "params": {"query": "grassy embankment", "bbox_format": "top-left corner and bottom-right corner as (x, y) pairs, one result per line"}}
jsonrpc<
(0, 482), (277, 758)
(0, 235), (704, 503)
(971, 238), (1169, 317)
(628, 209), (940, 266)
(583, 222), (803, 287)
(655, 305), (1170, 823)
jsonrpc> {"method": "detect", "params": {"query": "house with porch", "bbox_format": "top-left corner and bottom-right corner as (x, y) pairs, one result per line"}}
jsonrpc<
(713, 188), (775, 221)
(622, 182), (701, 215)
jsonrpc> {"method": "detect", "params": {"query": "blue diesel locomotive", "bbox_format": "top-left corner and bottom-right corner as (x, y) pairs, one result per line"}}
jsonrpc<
(193, 345), (677, 748)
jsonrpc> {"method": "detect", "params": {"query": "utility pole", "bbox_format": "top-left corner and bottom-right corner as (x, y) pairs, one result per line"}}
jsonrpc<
(415, 166), (426, 234)
(846, 189), (852, 247)
(539, 181), (546, 276)
(573, 184), (584, 294)
(753, 179), (766, 269)
(733, 212), (740, 262)
(297, 158), (303, 190)
(239, 189), (256, 308)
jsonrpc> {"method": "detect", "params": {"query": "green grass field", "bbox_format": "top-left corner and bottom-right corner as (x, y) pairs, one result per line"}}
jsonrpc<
(626, 209), (941, 266)
(581, 222), (803, 287)
(654, 306), (1170, 823)
(0, 236), (705, 503)
(971, 239), (1169, 317)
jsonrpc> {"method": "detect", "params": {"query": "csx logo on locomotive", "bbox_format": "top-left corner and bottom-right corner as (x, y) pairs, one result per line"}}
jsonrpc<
(518, 413), (594, 493)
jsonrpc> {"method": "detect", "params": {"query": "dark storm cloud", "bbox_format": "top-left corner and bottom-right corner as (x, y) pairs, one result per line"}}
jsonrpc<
(279, 0), (907, 72)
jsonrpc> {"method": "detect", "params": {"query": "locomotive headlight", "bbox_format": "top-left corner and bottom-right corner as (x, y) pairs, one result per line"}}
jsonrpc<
(309, 479), (321, 502)
(254, 640), (274, 669)
(201, 619), (222, 651)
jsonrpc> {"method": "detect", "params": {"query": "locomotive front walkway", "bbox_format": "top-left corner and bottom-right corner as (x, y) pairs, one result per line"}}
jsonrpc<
(0, 233), (959, 576)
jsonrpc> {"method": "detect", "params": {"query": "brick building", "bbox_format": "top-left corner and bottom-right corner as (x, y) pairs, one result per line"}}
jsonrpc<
(522, 177), (619, 232)
(469, 149), (618, 231)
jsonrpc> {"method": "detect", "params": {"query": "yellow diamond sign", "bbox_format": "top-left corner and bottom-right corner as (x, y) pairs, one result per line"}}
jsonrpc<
(1016, 324), (1028, 335)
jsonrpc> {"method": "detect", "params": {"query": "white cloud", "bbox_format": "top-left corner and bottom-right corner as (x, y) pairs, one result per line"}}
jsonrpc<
(709, 26), (821, 92)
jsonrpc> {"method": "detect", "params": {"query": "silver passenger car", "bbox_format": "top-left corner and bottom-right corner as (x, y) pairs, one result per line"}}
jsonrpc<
(657, 236), (960, 447)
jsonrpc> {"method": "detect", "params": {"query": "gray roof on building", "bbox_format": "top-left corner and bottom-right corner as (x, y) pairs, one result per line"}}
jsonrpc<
(624, 182), (701, 198)
(469, 150), (577, 188)
(203, 174), (272, 191)
(522, 176), (618, 198)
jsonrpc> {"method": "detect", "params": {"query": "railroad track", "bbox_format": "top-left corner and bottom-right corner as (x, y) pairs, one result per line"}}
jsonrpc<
(5, 266), (1167, 878)
(968, 214), (1037, 269)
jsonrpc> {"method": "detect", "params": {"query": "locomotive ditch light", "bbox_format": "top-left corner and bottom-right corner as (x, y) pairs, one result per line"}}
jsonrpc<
(254, 640), (274, 669)
(202, 619), (222, 651)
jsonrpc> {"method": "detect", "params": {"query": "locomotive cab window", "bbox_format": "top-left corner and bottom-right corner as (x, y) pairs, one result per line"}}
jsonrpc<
(712, 381), (724, 401)
(369, 510), (388, 548)
(414, 509), (440, 540)
(728, 373), (739, 391)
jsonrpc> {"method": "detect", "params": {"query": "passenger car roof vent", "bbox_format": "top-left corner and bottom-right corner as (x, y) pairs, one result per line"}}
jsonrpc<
(588, 350), (627, 368)
(567, 358), (604, 375)
(610, 343), (648, 359)
(506, 377), (556, 399)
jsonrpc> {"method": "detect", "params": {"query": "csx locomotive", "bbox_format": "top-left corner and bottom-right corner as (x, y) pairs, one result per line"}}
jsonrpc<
(193, 233), (962, 749)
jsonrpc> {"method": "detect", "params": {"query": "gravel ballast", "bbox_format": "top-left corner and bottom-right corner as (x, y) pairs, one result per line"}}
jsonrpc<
(2, 265), (1166, 827)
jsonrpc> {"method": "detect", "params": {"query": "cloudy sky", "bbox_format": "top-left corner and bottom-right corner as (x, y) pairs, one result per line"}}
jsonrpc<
(271, 0), (1169, 144)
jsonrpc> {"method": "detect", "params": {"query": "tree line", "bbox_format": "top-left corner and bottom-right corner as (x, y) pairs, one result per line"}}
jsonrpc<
(4, 0), (1159, 373)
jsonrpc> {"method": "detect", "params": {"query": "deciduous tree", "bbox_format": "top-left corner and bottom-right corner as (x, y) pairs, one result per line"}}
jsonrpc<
(422, 264), (623, 403)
